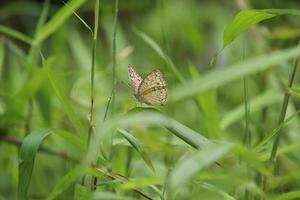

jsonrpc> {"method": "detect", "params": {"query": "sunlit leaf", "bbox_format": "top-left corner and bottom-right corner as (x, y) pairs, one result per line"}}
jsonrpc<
(223, 10), (275, 48)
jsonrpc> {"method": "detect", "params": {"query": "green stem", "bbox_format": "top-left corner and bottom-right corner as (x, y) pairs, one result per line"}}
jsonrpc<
(243, 77), (251, 147)
(90, 0), (100, 190)
(87, 40), (96, 147)
(263, 57), (299, 192)
(270, 58), (298, 163)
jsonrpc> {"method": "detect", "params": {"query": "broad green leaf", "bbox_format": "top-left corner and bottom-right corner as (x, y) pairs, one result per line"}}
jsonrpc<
(85, 112), (212, 165)
(17, 128), (83, 200)
(171, 44), (300, 102)
(0, 25), (33, 45)
(223, 10), (275, 48)
(18, 128), (55, 200)
(169, 142), (233, 189)
(44, 58), (85, 137)
(223, 9), (300, 48)
(34, 0), (87, 45)
(117, 128), (156, 174)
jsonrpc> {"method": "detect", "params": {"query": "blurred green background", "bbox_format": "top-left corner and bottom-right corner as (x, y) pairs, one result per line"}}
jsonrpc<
(1, 0), (300, 199)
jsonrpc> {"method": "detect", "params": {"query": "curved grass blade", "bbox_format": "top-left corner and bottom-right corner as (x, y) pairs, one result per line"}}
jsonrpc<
(168, 142), (233, 190)
(223, 10), (275, 48)
(34, 0), (87, 45)
(117, 128), (156, 174)
(223, 9), (300, 49)
(85, 112), (212, 165)
(171, 44), (300, 102)
(196, 182), (236, 200)
(0, 25), (33, 45)
(18, 128), (55, 200)
(134, 28), (185, 83)
(18, 128), (84, 199)
(43, 58), (85, 137)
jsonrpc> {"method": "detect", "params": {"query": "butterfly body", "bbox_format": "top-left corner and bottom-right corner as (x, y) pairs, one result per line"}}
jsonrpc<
(128, 65), (168, 105)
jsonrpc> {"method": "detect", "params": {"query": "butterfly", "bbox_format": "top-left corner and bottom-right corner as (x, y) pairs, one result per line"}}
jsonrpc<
(128, 65), (168, 105)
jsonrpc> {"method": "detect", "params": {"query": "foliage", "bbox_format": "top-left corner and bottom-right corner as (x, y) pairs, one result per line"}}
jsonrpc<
(1, 0), (300, 199)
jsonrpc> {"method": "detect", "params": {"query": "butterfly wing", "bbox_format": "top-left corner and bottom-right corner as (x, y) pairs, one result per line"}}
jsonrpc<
(128, 65), (142, 95)
(138, 69), (168, 105)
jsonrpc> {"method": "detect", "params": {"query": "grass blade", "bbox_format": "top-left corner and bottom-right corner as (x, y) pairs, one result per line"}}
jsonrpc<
(221, 91), (282, 129)
(223, 10), (275, 48)
(43, 58), (85, 137)
(85, 112), (212, 165)
(18, 128), (55, 200)
(117, 128), (156, 174)
(34, 0), (87, 45)
(169, 142), (233, 189)
(0, 25), (33, 45)
(134, 28), (185, 83)
(171, 44), (300, 102)
(47, 166), (103, 200)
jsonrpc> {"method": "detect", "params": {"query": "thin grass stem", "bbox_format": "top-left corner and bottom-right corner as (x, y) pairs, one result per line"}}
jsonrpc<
(263, 51), (299, 192)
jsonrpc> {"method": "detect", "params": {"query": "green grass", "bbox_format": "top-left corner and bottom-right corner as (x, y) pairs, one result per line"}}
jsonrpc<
(1, 0), (300, 199)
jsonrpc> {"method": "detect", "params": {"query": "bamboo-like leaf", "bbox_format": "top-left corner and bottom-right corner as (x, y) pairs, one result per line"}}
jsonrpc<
(117, 128), (156, 174)
(85, 112), (212, 165)
(171, 44), (300, 102)
(134, 28), (185, 83)
(223, 10), (275, 48)
(0, 25), (33, 45)
(43, 58), (86, 137)
(223, 9), (300, 49)
(17, 128), (84, 200)
(169, 142), (233, 189)
(18, 128), (55, 200)
(34, 0), (87, 45)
